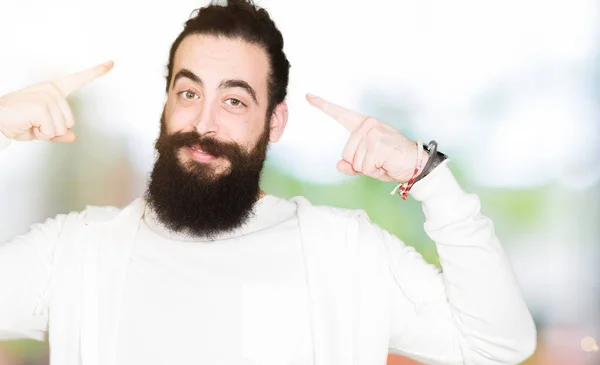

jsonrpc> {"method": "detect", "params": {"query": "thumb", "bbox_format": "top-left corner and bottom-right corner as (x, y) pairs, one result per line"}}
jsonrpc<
(51, 129), (77, 143)
(336, 160), (361, 176)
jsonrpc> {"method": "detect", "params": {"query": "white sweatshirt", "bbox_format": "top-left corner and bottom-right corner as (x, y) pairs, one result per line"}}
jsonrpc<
(117, 195), (314, 365)
(0, 132), (537, 365)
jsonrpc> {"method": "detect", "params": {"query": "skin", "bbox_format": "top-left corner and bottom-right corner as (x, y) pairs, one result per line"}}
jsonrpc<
(0, 61), (113, 142)
(306, 94), (430, 183)
(164, 34), (288, 177)
(0, 37), (428, 191)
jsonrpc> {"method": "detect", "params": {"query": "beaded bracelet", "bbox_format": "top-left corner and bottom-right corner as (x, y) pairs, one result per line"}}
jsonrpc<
(389, 140), (424, 200)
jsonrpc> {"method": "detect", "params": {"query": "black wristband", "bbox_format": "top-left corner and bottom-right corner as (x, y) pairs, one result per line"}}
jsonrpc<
(413, 140), (447, 183)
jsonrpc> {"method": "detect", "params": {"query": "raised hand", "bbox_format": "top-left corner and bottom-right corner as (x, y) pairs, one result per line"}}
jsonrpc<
(0, 61), (114, 143)
(306, 93), (428, 183)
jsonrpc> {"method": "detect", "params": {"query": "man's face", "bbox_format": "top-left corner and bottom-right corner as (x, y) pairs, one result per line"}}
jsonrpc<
(145, 34), (287, 238)
(164, 34), (272, 176)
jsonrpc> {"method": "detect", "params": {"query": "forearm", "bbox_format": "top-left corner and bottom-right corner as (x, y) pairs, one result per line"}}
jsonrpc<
(410, 160), (537, 363)
(0, 215), (65, 340)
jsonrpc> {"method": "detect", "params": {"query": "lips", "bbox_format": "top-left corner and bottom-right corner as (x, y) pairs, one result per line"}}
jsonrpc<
(187, 144), (216, 162)
(190, 144), (209, 154)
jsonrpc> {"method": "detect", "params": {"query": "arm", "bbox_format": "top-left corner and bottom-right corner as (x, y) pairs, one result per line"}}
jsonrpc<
(0, 123), (50, 340)
(304, 93), (536, 364)
(381, 161), (536, 364)
(0, 124), (48, 340)
(0, 215), (67, 340)
(0, 61), (113, 339)
(1, 127), (64, 340)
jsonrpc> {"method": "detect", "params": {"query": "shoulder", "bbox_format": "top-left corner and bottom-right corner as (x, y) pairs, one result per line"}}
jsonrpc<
(27, 199), (140, 236)
(288, 195), (372, 222)
(82, 198), (145, 224)
(82, 204), (123, 223)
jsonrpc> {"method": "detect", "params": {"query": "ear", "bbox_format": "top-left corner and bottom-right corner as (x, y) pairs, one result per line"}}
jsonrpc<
(268, 101), (288, 143)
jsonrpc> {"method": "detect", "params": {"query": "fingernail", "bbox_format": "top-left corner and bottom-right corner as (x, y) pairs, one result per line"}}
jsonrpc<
(102, 60), (114, 68)
(307, 93), (317, 99)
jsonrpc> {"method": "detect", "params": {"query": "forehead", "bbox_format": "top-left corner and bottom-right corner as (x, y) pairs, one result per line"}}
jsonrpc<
(173, 34), (270, 91)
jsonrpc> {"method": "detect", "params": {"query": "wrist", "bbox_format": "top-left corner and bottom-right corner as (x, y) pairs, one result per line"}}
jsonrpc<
(417, 150), (430, 177)
(390, 140), (426, 199)
(413, 141), (447, 184)
(389, 140), (448, 200)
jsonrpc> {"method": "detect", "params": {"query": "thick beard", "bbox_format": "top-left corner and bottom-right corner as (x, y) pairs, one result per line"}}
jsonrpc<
(145, 111), (270, 240)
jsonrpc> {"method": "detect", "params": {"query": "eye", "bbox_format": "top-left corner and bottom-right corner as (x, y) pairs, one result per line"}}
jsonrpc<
(225, 98), (246, 107)
(178, 90), (199, 100)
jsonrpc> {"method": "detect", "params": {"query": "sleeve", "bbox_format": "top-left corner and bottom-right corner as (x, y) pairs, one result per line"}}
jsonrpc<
(0, 214), (67, 341)
(380, 160), (537, 365)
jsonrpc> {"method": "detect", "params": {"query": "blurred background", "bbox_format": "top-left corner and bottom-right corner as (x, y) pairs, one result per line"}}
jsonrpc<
(0, 0), (599, 364)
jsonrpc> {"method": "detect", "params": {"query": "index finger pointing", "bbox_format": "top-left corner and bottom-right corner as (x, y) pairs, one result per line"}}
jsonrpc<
(52, 60), (114, 96)
(306, 93), (366, 131)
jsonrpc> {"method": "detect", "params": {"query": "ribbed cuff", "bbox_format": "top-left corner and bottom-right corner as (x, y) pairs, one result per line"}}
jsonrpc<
(0, 132), (11, 150)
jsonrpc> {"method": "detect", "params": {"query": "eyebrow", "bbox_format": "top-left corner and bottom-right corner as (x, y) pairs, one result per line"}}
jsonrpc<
(172, 68), (259, 106)
(173, 68), (202, 88)
(219, 79), (259, 106)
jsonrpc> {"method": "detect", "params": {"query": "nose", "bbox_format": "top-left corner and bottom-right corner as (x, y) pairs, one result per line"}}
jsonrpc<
(193, 99), (218, 135)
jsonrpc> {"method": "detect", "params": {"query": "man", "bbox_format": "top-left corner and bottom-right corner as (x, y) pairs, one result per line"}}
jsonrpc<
(0, 1), (536, 365)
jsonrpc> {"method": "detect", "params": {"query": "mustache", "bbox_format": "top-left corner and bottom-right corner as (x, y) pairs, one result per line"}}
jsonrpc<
(159, 131), (246, 160)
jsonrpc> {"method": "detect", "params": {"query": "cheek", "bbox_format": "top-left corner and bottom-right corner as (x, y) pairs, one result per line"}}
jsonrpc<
(214, 109), (250, 142)
(240, 125), (266, 152)
(229, 126), (259, 151)
(164, 105), (195, 133)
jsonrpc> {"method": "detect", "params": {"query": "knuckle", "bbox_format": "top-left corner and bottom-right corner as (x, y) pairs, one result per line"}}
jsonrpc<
(34, 128), (49, 140)
(46, 81), (64, 97)
(364, 168), (376, 177)
(342, 150), (353, 161)
(365, 128), (378, 141)
(39, 129), (54, 139)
